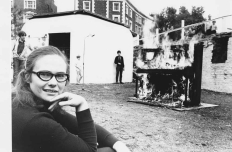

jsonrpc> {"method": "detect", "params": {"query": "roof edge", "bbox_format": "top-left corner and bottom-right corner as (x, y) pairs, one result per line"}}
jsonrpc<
(30, 10), (129, 28)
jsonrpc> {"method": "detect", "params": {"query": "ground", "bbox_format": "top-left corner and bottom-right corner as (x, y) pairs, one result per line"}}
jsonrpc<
(64, 83), (232, 152)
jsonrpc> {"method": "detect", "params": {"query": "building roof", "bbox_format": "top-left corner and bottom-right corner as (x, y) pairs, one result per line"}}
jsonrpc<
(30, 10), (129, 28)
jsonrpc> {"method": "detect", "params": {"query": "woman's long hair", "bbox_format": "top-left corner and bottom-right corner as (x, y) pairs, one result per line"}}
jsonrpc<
(12, 46), (69, 107)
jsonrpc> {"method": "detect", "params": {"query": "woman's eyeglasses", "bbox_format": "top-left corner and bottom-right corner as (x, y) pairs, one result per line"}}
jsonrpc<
(31, 71), (69, 82)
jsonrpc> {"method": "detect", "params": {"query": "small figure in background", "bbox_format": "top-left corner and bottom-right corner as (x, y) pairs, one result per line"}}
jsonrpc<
(205, 15), (212, 35)
(12, 31), (33, 85)
(114, 50), (124, 84)
(75, 55), (83, 84)
(211, 20), (217, 34)
(168, 26), (176, 41)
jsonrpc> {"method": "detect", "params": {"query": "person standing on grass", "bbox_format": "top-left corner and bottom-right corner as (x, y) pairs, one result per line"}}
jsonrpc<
(114, 50), (124, 84)
(12, 46), (131, 152)
(75, 55), (83, 84)
(12, 31), (33, 85)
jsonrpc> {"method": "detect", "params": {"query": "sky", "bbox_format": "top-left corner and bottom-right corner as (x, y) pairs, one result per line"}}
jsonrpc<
(54, 0), (232, 32)
(55, 0), (232, 19)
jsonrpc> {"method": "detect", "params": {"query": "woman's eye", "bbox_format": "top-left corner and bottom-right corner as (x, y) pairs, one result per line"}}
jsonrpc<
(56, 74), (65, 78)
(40, 72), (52, 77)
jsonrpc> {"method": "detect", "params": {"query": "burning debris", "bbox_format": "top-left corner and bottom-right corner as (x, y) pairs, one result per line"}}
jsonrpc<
(135, 34), (202, 70)
(135, 69), (193, 108)
(132, 29), (204, 108)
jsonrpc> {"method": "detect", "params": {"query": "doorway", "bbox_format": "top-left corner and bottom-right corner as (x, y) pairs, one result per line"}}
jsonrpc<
(49, 33), (70, 61)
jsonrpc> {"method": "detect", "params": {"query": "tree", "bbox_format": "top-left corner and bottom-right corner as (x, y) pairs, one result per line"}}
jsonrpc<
(151, 6), (206, 41)
(156, 7), (178, 32)
(11, 5), (24, 39)
(191, 6), (205, 24)
(177, 6), (191, 26)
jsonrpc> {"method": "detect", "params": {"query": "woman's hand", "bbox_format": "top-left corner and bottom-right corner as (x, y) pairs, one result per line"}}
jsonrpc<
(113, 141), (131, 152)
(48, 92), (89, 112)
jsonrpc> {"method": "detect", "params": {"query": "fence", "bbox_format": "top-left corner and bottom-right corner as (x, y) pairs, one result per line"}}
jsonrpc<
(156, 14), (232, 41)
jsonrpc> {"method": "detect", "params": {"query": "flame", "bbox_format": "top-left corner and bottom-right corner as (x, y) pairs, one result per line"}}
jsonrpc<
(137, 73), (154, 99)
(138, 20), (205, 70)
(135, 31), (204, 70)
(135, 21), (205, 105)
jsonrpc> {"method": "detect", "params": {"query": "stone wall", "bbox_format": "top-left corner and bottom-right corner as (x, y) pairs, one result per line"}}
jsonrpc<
(202, 37), (232, 93)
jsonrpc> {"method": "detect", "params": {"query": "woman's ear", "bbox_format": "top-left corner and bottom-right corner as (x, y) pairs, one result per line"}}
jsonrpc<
(25, 72), (31, 83)
(65, 80), (69, 86)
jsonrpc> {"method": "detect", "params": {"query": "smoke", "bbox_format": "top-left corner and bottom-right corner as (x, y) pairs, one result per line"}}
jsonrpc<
(142, 15), (159, 49)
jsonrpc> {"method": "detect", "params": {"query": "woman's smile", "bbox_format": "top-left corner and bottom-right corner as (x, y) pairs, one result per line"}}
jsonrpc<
(29, 55), (67, 102)
(43, 89), (58, 93)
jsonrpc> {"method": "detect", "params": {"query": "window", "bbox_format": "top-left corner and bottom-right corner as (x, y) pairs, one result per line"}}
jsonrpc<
(112, 15), (120, 22)
(135, 25), (138, 33)
(138, 27), (142, 35)
(129, 20), (132, 30)
(83, 1), (91, 11)
(138, 16), (141, 24)
(24, 0), (36, 9)
(211, 37), (229, 63)
(129, 9), (132, 18)
(136, 15), (141, 24)
(125, 5), (128, 15)
(113, 2), (120, 11)
(125, 17), (128, 26)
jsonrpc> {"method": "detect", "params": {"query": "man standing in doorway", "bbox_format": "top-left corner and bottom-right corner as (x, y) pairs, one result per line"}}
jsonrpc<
(114, 50), (124, 84)
(12, 31), (33, 85)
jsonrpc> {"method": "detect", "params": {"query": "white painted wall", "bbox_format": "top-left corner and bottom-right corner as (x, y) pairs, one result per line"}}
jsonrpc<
(202, 37), (232, 93)
(22, 14), (133, 84)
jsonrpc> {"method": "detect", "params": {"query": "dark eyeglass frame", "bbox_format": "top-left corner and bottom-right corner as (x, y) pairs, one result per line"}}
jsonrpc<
(31, 71), (69, 82)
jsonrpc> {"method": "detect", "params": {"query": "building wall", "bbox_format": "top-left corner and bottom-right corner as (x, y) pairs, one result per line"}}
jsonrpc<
(78, 0), (93, 12)
(108, 1), (123, 22)
(75, 0), (151, 37)
(202, 37), (232, 93)
(131, 9), (136, 31)
(124, 1), (147, 36)
(95, 0), (107, 17)
(13, 0), (57, 14)
(22, 14), (134, 84)
(11, 0), (57, 39)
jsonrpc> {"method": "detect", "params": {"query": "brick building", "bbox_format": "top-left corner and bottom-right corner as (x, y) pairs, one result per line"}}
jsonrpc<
(202, 33), (232, 93)
(11, 0), (57, 38)
(11, 0), (57, 21)
(74, 0), (152, 37)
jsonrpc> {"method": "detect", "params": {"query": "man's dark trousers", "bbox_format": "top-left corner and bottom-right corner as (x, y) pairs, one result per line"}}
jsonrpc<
(13, 57), (25, 85)
(116, 66), (123, 83)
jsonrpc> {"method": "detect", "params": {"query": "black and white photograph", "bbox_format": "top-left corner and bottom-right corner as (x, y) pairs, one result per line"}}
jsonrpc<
(2, 0), (232, 151)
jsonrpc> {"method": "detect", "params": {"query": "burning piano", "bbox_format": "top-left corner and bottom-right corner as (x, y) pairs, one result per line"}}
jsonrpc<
(129, 41), (204, 109)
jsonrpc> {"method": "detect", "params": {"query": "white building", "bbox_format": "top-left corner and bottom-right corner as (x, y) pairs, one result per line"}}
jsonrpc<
(22, 10), (134, 84)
